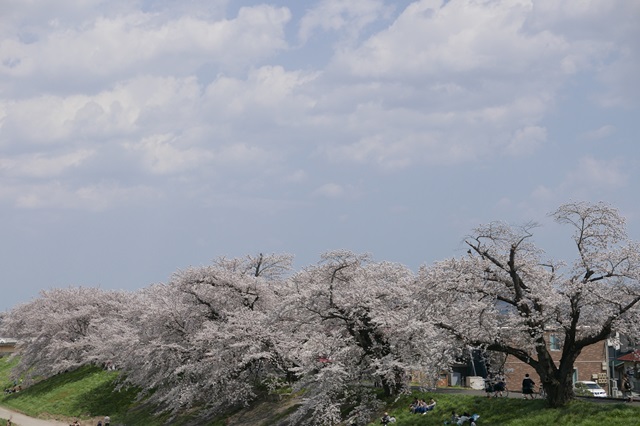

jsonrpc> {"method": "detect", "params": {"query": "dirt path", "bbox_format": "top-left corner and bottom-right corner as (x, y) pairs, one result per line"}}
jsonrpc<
(0, 406), (69, 426)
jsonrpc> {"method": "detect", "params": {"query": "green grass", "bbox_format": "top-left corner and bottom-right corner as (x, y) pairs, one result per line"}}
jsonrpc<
(371, 391), (640, 426)
(0, 356), (19, 391)
(0, 356), (158, 425)
(0, 357), (214, 426)
(0, 364), (140, 423)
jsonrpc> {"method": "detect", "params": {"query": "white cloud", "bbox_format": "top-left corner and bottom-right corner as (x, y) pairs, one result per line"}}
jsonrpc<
(298, 0), (389, 43)
(205, 66), (319, 114)
(283, 169), (308, 183)
(534, 156), (629, 207)
(126, 133), (213, 175)
(333, 0), (568, 79)
(530, 186), (554, 203)
(505, 126), (547, 157)
(0, 76), (201, 147)
(582, 125), (615, 141)
(524, 0), (640, 107)
(519, 156), (631, 222)
(566, 156), (627, 190)
(302, 0), (575, 168)
(0, 5), (291, 93)
(595, 48), (640, 108)
(0, 150), (94, 178)
(313, 182), (347, 198)
(0, 180), (159, 210)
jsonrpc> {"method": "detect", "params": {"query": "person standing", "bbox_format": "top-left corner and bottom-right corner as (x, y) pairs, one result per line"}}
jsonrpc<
(103, 415), (110, 426)
(522, 373), (535, 399)
(622, 374), (633, 402)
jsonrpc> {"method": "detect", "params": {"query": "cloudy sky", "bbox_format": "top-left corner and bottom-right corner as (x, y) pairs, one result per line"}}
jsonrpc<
(1, 0), (639, 310)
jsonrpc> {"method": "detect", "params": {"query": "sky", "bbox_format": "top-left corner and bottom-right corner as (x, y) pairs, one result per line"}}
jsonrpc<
(1, 0), (639, 311)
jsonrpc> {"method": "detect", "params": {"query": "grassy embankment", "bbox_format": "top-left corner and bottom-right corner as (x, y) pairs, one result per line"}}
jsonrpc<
(0, 356), (164, 425)
(1, 355), (639, 425)
(371, 391), (640, 426)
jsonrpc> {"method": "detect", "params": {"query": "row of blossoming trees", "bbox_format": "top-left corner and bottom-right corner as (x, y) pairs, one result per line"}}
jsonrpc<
(2, 202), (640, 424)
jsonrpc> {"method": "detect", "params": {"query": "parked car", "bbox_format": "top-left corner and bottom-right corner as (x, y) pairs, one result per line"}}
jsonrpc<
(574, 381), (607, 397)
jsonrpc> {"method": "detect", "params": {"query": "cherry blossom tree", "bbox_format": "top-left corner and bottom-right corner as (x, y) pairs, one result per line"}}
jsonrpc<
(283, 250), (453, 424)
(0, 286), (131, 382)
(107, 253), (297, 419)
(420, 201), (640, 407)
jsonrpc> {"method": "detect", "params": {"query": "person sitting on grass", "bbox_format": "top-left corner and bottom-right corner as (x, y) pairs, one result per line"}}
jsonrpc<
(413, 398), (436, 414)
(380, 412), (396, 424)
(455, 412), (479, 426)
(408, 397), (419, 412)
(424, 398), (437, 413)
(410, 398), (424, 413)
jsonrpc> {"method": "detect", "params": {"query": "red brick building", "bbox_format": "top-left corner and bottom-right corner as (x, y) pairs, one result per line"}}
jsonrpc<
(502, 337), (610, 394)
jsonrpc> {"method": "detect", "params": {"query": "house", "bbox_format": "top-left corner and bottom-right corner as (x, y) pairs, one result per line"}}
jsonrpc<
(502, 338), (611, 395)
(616, 349), (640, 393)
(0, 338), (17, 355)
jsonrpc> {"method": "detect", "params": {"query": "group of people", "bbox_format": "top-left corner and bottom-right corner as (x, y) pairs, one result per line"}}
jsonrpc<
(409, 397), (436, 414)
(4, 380), (22, 394)
(68, 415), (110, 426)
(381, 397), (438, 423)
(483, 374), (507, 397)
(3, 385), (21, 394)
(487, 372), (537, 399)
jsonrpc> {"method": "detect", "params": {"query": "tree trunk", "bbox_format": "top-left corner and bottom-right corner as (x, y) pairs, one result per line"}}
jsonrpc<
(539, 368), (575, 408)
(381, 367), (405, 396)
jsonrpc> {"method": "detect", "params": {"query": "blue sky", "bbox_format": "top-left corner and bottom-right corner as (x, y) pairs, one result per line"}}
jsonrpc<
(1, 0), (639, 311)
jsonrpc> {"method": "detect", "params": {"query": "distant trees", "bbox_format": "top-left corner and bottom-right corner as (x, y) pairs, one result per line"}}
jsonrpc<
(1, 286), (131, 381)
(2, 201), (639, 421)
(420, 201), (640, 407)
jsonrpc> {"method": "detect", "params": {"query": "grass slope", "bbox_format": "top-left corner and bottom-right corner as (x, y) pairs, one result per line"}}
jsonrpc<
(375, 391), (640, 426)
(1, 364), (138, 423)
(0, 356), (158, 425)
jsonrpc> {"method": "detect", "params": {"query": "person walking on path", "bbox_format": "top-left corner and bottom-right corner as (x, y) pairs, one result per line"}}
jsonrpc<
(522, 374), (535, 399)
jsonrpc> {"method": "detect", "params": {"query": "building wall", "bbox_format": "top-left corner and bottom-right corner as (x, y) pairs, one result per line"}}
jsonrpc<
(0, 345), (15, 355)
(503, 341), (609, 394)
(0, 340), (17, 355)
